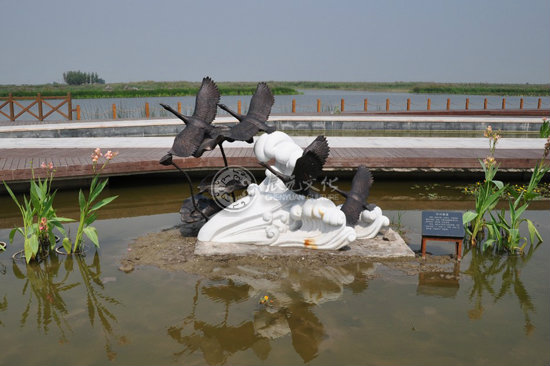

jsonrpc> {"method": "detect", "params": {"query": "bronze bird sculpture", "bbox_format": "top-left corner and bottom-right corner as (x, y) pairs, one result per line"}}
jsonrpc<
(159, 77), (224, 221)
(217, 82), (276, 143)
(260, 135), (330, 197)
(197, 172), (249, 197)
(160, 76), (221, 159)
(328, 165), (376, 226)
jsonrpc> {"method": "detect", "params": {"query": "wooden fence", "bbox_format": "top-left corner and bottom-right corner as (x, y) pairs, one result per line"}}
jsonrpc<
(291, 97), (545, 113)
(0, 93), (76, 121)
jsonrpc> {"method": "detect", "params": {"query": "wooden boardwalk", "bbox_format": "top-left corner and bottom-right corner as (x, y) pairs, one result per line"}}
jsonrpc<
(1, 144), (547, 185)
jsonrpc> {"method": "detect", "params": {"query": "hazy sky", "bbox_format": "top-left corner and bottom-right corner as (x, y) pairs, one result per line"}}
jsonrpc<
(1, 0), (549, 84)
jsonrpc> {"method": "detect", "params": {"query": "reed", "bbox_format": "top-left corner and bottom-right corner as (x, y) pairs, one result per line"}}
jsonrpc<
(412, 83), (549, 96)
(0, 81), (298, 99)
(2, 81), (547, 99)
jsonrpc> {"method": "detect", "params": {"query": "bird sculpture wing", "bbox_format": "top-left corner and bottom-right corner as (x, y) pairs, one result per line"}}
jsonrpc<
(169, 124), (204, 157)
(197, 172), (216, 194)
(192, 76), (220, 124)
(247, 82), (274, 122)
(293, 135), (330, 183)
(340, 166), (373, 226)
(193, 133), (225, 158)
(227, 119), (261, 142)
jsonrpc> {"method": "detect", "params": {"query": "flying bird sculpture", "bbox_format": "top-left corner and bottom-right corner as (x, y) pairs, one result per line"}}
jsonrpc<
(260, 135), (330, 197)
(197, 172), (249, 197)
(159, 76), (222, 158)
(328, 165), (376, 226)
(217, 82), (276, 143)
(158, 76), (223, 221)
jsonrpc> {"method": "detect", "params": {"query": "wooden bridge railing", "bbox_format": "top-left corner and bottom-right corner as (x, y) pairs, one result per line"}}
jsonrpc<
(0, 93), (76, 121)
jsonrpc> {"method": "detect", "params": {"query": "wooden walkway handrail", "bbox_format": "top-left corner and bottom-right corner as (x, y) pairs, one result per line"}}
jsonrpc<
(0, 93), (74, 121)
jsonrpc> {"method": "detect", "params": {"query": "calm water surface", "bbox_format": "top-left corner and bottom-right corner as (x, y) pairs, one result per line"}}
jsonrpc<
(4, 89), (547, 121)
(0, 179), (549, 365)
(75, 89), (550, 120)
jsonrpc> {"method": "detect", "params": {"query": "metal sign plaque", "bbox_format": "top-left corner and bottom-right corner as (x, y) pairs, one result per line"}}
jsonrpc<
(422, 211), (465, 238)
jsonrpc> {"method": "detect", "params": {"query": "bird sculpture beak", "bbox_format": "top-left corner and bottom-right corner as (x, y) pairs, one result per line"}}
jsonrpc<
(159, 153), (173, 166)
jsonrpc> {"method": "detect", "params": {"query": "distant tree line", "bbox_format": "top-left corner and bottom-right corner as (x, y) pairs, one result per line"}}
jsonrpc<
(63, 71), (105, 85)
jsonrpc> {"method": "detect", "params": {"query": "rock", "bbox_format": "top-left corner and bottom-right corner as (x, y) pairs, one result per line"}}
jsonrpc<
(383, 228), (399, 241)
(118, 262), (134, 273)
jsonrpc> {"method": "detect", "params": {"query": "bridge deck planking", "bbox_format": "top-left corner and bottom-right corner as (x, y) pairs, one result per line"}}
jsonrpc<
(1, 146), (547, 184)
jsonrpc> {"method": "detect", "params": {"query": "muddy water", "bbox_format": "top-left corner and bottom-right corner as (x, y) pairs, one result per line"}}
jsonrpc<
(0, 180), (549, 365)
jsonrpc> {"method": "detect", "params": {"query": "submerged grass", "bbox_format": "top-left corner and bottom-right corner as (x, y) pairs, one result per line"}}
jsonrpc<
(1, 80), (548, 99)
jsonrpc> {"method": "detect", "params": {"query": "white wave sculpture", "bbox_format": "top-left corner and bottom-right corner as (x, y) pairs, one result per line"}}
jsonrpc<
(197, 131), (390, 250)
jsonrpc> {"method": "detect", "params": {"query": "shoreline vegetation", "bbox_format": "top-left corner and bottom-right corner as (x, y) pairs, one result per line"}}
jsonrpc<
(0, 81), (548, 99)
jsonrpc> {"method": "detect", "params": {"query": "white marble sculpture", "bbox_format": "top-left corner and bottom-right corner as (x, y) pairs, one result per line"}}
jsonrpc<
(197, 132), (390, 249)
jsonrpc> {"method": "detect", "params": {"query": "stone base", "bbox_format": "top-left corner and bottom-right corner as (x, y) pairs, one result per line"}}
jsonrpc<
(194, 228), (414, 259)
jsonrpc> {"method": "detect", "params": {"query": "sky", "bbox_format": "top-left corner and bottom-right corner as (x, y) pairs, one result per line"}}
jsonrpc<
(1, 0), (549, 85)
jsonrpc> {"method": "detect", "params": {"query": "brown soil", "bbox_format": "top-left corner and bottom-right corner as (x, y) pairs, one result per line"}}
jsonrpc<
(119, 227), (457, 278)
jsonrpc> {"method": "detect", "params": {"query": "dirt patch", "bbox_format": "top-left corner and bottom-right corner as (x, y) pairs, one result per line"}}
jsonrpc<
(120, 227), (456, 278)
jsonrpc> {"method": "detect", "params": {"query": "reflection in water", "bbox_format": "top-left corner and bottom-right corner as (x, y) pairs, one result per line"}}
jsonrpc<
(11, 252), (123, 360)
(12, 255), (76, 342)
(0, 263), (6, 327)
(0, 294), (6, 327)
(463, 242), (540, 335)
(168, 261), (375, 364)
(416, 263), (461, 298)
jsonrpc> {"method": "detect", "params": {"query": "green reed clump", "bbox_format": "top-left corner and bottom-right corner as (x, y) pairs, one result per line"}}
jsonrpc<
(463, 120), (549, 254)
(0, 81), (300, 99)
(3, 163), (73, 263)
(412, 83), (549, 96)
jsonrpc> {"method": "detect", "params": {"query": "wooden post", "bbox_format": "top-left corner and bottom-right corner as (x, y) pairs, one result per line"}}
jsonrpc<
(317, 99), (321, 113)
(8, 93), (14, 121)
(37, 93), (44, 121)
(112, 104), (117, 119)
(145, 102), (150, 118)
(292, 99), (296, 113)
(484, 98), (488, 110)
(446, 98), (450, 110)
(465, 98), (469, 110)
(238, 100), (242, 114)
(520, 98), (524, 109)
(67, 92), (72, 120)
(421, 237), (463, 261)
(177, 101), (182, 113)
(537, 98), (542, 109)
(76, 105), (81, 120)
(502, 98), (506, 110)
(427, 98), (431, 111)
(340, 98), (345, 112)
(386, 98), (390, 111)
(364, 98), (368, 111)
(407, 98), (411, 111)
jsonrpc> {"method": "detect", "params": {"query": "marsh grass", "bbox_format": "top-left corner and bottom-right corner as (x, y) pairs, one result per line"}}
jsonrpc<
(0, 81), (298, 99)
(2, 81), (548, 99)
(412, 83), (549, 96)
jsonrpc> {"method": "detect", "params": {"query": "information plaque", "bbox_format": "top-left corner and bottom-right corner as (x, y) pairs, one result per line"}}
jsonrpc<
(421, 211), (465, 260)
(422, 211), (465, 238)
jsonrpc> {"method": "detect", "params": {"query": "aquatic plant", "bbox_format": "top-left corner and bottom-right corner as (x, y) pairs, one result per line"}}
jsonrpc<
(540, 118), (550, 139)
(62, 149), (118, 254)
(3, 163), (72, 263)
(464, 120), (549, 254)
(463, 126), (507, 245)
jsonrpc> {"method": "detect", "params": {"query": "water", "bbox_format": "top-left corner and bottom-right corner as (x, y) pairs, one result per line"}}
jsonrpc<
(0, 179), (549, 365)
(75, 90), (550, 120)
(3, 90), (548, 121)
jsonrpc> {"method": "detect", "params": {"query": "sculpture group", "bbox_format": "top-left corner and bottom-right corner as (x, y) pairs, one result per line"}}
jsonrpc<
(160, 77), (389, 249)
